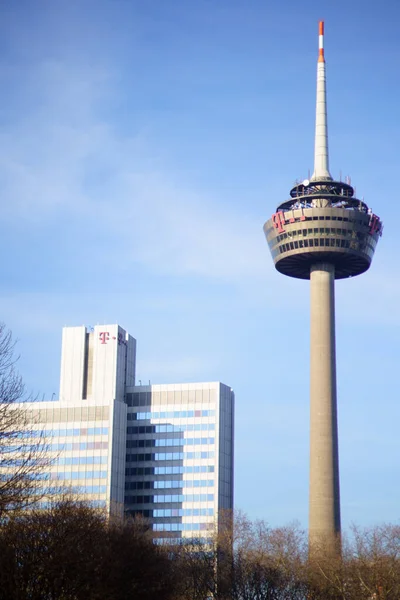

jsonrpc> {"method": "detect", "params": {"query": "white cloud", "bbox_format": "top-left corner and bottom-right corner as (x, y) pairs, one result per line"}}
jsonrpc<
(0, 59), (270, 285)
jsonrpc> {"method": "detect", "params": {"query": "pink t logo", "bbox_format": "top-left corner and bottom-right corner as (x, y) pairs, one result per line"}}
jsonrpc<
(272, 211), (286, 233)
(369, 214), (380, 235)
(99, 331), (110, 344)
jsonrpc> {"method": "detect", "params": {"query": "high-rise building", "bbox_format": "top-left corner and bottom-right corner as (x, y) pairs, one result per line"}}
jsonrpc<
(263, 22), (382, 549)
(125, 382), (234, 543)
(21, 324), (234, 541)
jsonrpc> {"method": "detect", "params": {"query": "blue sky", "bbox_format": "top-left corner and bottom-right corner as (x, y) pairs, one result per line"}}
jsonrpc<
(1, 0), (399, 531)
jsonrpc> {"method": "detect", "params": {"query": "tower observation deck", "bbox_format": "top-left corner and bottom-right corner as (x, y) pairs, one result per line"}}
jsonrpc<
(263, 22), (382, 552)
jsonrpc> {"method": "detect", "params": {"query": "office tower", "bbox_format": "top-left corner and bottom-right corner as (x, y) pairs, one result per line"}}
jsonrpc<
(125, 382), (234, 543)
(263, 22), (382, 549)
(18, 325), (234, 540)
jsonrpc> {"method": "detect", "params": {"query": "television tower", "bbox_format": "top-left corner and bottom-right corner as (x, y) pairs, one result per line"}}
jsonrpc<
(263, 22), (382, 549)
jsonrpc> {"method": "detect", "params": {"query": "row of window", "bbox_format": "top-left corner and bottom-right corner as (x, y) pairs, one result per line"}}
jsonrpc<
(34, 485), (107, 495)
(127, 393), (214, 408)
(46, 442), (109, 452)
(50, 470), (108, 480)
(90, 500), (107, 508)
(125, 479), (214, 491)
(126, 451), (215, 463)
(72, 485), (107, 494)
(274, 213), (367, 226)
(26, 427), (108, 438)
(125, 465), (215, 476)
(153, 508), (214, 517)
(155, 480), (214, 489)
(57, 456), (108, 466)
(132, 410), (215, 421)
(27, 472), (49, 481)
(125, 494), (214, 504)
(4, 445), (40, 453)
(125, 481), (153, 490)
(153, 522), (211, 532)
(157, 465), (214, 475)
(272, 237), (374, 258)
(154, 536), (213, 545)
(126, 437), (215, 448)
(36, 499), (107, 510)
(275, 227), (367, 244)
(5, 458), (48, 467)
(127, 423), (215, 433)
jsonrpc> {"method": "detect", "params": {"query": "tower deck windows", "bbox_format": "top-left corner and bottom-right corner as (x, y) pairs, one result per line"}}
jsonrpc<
(264, 206), (381, 280)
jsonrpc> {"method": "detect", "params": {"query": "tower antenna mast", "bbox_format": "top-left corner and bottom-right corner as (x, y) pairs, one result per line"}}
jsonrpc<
(311, 21), (332, 181)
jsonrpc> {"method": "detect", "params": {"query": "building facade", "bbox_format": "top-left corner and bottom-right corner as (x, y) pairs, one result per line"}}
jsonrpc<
(125, 382), (234, 542)
(23, 325), (234, 540)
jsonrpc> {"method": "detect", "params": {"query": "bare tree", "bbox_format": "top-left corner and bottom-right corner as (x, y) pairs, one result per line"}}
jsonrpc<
(0, 499), (177, 600)
(174, 511), (309, 600)
(174, 514), (400, 600)
(0, 323), (51, 516)
(173, 537), (218, 600)
(306, 525), (400, 600)
(0, 498), (106, 600)
(225, 514), (308, 600)
(348, 524), (400, 599)
(103, 514), (176, 600)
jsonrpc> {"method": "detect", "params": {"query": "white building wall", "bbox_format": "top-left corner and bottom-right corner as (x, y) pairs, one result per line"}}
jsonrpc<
(91, 325), (136, 404)
(59, 325), (136, 406)
(59, 326), (86, 404)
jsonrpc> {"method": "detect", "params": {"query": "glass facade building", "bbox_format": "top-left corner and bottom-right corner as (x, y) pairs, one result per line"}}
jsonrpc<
(125, 382), (234, 542)
(16, 325), (234, 538)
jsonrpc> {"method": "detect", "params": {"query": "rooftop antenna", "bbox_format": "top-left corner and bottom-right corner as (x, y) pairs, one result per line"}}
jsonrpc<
(311, 21), (332, 181)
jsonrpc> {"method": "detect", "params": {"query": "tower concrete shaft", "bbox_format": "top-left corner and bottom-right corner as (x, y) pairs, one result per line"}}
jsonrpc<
(309, 263), (340, 547)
